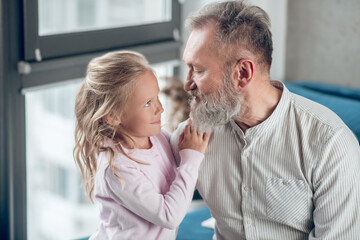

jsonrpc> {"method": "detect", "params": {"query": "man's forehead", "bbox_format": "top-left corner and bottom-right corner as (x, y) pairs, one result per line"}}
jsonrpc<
(183, 27), (217, 63)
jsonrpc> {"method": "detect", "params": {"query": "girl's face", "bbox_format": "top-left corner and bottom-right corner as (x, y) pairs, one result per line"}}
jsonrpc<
(119, 70), (164, 148)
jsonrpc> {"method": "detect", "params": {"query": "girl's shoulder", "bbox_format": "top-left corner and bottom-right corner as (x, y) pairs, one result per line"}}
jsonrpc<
(99, 141), (140, 170)
(150, 130), (173, 154)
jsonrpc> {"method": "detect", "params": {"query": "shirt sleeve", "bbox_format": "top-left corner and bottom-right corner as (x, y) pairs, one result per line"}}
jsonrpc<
(309, 127), (360, 239)
(104, 149), (204, 229)
(169, 121), (187, 167)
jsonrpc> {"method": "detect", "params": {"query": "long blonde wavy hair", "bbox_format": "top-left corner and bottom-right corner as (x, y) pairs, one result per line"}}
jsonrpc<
(74, 50), (151, 201)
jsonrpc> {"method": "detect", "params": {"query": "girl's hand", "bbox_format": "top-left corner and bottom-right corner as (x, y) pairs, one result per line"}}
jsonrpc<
(178, 120), (211, 154)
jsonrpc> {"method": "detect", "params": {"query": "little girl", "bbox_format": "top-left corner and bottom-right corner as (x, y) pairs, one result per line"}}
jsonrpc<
(74, 51), (210, 240)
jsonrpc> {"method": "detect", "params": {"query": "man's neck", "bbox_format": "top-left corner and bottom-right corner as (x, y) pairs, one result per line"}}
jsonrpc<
(234, 80), (282, 132)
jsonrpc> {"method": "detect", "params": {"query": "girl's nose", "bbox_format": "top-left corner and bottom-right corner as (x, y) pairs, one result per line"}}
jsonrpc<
(156, 99), (164, 114)
(158, 104), (164, 114)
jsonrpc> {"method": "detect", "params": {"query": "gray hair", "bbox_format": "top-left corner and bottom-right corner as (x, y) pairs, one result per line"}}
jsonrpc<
(185, 0), (273, 72)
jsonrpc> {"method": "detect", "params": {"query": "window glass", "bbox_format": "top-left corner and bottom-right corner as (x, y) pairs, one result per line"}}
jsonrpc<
(26, 63), (176, 240)
(38, 0), (172, 36)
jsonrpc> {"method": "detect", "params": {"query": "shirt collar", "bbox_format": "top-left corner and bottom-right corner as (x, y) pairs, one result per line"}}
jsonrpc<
(230, 80), (292, 138)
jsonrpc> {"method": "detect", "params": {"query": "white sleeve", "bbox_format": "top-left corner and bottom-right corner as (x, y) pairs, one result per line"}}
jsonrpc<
(309, 127), (360, 239)
(169, 120), (187, 167)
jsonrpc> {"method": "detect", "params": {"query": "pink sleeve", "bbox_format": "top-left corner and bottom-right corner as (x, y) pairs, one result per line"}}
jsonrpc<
(105, 149), (204, 229)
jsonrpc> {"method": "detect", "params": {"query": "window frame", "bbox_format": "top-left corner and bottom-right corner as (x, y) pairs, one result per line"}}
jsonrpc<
(20, 40), (182, 92)
(23, 0), (181, 61)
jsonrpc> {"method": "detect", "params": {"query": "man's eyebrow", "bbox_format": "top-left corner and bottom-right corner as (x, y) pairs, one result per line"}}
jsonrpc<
(185, 63), (204, 69)
(182, 55), (204, 68)
(186, 59), (203, 67)
(192, 62), (204, 68)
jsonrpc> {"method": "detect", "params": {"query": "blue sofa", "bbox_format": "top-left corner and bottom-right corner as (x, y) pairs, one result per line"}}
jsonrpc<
(176, 81), (360, 240)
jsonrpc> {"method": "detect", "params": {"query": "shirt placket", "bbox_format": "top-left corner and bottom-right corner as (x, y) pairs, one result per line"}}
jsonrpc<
(241, 136), (257, 240)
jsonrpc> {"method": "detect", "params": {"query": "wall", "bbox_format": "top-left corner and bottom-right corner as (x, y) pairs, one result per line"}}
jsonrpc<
(285, 0), (360, 88)
(248, 0), (288, 82)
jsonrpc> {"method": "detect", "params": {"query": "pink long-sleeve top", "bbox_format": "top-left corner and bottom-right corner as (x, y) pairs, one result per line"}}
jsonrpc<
(90, 130), (204, 240)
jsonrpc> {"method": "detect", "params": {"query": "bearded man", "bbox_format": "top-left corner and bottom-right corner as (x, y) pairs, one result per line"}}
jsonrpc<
(170, 1), (360, 239)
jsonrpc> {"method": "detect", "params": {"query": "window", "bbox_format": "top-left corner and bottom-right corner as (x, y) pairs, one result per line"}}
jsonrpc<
(38, 0), (172, 36)
(25, 63), (178, 240)
(26, 80), (94, 240)
(24, 0), (180, 60)
(1, 0), (182, 239)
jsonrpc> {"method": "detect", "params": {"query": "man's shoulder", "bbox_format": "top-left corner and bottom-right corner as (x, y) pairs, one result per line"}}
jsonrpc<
(290, 92), (347, 131)
(176, 120), (188, 131)
(170, 120), (231, 140)
(288, 92), (360, 149)
(170, 120), (187, 143)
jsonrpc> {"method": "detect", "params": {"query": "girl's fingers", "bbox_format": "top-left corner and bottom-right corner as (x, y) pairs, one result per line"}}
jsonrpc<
(184, 123), (191, 135)
(203, 132), (211, 142)
(186, 118), (193, 134)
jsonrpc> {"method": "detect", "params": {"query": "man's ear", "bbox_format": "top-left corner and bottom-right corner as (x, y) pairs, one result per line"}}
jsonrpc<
(104, 112), (121, 126)
(232, 58), (254, 89)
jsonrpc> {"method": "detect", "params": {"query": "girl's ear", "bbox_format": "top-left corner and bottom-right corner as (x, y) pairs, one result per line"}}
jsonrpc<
(105, 112), (121, 126)
(232, 58), (254, 89)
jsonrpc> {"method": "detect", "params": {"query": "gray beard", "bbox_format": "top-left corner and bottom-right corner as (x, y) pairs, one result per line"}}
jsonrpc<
(189, 73), (241, 133)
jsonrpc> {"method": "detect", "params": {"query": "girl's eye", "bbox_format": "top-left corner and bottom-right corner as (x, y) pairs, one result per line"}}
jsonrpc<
(144, 101), (151, 107)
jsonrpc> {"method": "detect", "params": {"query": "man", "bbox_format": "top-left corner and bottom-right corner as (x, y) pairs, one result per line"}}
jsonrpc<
(170, 1), (360, 239)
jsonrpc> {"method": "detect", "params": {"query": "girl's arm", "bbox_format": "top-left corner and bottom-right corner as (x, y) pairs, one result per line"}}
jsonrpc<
(105, 123), (210, 229)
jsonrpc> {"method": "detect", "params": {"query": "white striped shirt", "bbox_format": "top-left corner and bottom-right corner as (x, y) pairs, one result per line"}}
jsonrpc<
(170, 81), (360, 240)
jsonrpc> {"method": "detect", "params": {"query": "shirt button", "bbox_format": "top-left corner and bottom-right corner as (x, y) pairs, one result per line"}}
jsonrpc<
(243, 151), (250, 158)
(244, 186), (251, 192)
(283, 180), (289, 186)
(246, 219), (252, 225)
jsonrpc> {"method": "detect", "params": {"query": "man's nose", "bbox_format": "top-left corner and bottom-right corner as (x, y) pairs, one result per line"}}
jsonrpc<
(184, 72), (196, 91)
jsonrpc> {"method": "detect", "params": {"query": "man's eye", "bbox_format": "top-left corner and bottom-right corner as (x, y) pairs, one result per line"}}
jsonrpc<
(144, 101), (151, 107)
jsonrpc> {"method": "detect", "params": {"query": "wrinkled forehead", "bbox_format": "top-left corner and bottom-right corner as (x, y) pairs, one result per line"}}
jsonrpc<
(183, 24), (219, 64)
